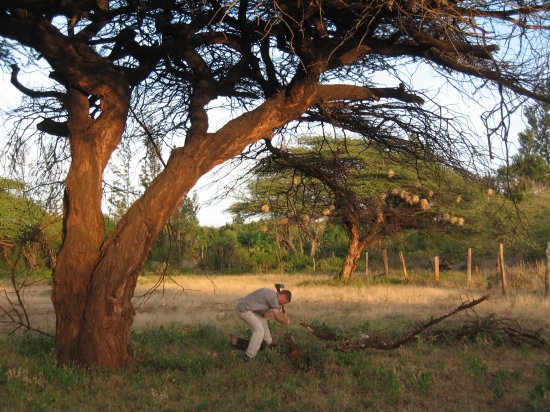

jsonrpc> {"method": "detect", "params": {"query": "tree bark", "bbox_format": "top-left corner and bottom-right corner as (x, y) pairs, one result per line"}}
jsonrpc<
(337, 208), (383, 281)
(52, 83), (131, 365)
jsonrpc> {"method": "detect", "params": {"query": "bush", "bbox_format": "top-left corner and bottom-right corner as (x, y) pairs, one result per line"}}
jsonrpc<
(316, 256), (343, 273)
(288, 253), (312, 272)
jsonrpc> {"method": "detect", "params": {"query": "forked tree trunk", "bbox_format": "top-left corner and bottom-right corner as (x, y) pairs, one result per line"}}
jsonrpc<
(337, 210), (383, 281)
(338, 221), (362, 280)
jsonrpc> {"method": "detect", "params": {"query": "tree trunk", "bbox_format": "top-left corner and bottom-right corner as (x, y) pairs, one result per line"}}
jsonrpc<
(338, 223), (362, 280)
(52, 84), (131, 365)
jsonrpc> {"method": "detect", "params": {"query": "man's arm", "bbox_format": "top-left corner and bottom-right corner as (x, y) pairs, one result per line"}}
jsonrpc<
(264, 307), (290, 324)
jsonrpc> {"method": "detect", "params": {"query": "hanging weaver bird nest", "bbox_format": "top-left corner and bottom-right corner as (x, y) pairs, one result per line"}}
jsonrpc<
(487, 188), (495, 196)
(428, 190), (434, 198)
(278, 217), (289, 225)
(261, 204), (270, 213)
(455, 195), (462, 204)
(406, 194), (421, 205)
(301, 214), (310, 224)
(387, 169), (395, 178)
(420, 199), (430, 210)
(322, 208), (331, 216)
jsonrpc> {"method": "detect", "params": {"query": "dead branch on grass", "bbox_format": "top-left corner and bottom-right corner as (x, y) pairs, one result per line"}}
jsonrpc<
(301, 295), (547, 351)
(299, 322), (343, 341)
(424, 314), (547, 347)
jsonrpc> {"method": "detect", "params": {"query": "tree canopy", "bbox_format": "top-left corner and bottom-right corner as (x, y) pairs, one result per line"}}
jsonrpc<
(495, 94), (550, 195)
(230, 135), (476, 278)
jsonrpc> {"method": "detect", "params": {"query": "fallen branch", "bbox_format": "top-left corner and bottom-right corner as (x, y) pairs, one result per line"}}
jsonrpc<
(424, 314), (547, 347)
(302, 295), (490, 351)
(299, 322), (342, 341)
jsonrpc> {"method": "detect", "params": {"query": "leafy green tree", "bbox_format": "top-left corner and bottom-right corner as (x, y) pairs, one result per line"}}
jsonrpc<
(230, 166), (329, 267)
(0, 177), (59, 271)
(498, 97), (550, 194)
(522, 98), (550, 181)
(165, 192), (200, 266)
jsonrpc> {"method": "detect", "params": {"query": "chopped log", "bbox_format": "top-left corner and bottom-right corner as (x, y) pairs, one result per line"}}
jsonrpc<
(286, 332), (304, 365)
(229, 334), (249, 351)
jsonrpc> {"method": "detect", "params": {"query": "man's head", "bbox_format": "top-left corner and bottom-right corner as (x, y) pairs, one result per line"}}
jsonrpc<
(277, 290), (292, 305)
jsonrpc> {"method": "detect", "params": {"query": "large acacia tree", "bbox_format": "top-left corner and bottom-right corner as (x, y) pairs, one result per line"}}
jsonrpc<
(0, 1), (549, 367)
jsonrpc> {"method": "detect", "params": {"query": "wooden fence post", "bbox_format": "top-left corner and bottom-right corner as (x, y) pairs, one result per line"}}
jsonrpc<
(365, 251), (369, 278)
(545, 242), (550, 298)
(434, 256), (440, 282)
(467, 248), (472, 287)
(399, 250), (409, 282)
(499, 243), (508, 295)
(383, 249), (390, 276)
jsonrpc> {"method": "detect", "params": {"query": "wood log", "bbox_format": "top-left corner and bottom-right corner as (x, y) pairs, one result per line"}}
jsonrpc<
(286, 332), (304, 365)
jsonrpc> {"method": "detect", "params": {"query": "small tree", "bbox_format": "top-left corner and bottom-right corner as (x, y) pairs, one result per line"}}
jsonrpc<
(107, 138), (138, 221)
(233, 137), (473, 279)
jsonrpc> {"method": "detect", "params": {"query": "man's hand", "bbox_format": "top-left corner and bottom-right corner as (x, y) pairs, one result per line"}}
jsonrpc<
(274, 308), (290, 325)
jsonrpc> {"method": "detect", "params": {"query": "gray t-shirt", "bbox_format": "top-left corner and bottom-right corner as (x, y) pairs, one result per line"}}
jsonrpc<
(237, 288), (279, 314)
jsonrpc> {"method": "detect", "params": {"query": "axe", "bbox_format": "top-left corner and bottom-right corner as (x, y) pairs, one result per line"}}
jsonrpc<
(275, 283), (288, 318)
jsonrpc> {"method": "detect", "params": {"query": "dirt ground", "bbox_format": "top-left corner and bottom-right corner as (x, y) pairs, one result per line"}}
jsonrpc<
(2, 273), (549, 336)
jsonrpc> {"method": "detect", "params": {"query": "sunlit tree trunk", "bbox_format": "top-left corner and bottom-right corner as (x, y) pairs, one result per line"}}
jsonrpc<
(337, 210), (383, 281)
(338, 220), (362, 280)
(52, 84), (130, 365)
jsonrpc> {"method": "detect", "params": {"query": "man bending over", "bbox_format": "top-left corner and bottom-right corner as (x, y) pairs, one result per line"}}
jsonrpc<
(236, 288), (292, 359)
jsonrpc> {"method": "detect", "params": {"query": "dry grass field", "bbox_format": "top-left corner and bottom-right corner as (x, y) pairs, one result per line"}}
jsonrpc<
(1, 271), (549, 411)
(5, 271), (549, 335)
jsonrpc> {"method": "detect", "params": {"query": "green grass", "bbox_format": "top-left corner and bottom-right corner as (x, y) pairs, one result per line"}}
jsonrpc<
(1, 323), (549, 411)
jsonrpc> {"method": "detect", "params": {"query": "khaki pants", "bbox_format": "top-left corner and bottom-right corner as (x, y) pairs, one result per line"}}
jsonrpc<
(237, 310), (273, 358)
